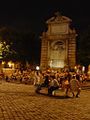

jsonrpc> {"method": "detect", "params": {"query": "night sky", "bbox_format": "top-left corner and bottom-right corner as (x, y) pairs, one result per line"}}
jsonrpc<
(0, 0), (90, 64)
(0, 0), (90, 34)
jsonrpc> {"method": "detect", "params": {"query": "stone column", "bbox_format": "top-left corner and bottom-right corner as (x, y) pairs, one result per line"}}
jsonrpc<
(40, 38), (48, 70)
(68, 37), (76, 67)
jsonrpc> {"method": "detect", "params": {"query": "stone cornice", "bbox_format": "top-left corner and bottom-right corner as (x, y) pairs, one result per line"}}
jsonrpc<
(41, 33), (77, 40)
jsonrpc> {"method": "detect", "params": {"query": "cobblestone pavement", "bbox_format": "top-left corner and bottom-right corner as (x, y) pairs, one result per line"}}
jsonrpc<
(0, 81), (90, 120)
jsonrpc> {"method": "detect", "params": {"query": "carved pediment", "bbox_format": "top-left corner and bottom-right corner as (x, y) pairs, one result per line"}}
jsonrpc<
(46, 12), (72, 24)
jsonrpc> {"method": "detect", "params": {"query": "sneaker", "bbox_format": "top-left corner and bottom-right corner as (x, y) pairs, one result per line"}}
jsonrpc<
(76, 94), (80, 98)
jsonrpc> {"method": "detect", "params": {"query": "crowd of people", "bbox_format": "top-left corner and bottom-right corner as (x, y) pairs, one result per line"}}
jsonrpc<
(34, 69), (85, 98)
(0, 67), (88, 97)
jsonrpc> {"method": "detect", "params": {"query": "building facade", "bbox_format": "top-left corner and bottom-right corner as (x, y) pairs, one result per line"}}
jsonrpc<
(40, 12), (77, 70)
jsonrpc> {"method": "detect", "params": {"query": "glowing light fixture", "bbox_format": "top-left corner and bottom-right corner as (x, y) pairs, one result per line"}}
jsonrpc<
(36, 66), (40, 70)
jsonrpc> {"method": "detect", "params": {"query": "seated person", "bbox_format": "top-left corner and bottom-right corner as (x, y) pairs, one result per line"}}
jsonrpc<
(48, 75), (60, 96)
(41, 74), (50, 87)
(35, 74), (50, 93)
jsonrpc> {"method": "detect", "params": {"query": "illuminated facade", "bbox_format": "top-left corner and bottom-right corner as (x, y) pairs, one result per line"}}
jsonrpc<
(40, 12), (77, 69)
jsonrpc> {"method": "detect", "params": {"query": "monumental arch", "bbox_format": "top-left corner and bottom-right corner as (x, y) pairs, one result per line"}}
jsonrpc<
(40, 12), (77, 70)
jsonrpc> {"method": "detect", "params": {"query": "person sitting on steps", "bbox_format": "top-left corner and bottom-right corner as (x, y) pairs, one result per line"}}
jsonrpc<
(48, 75), (60, 96)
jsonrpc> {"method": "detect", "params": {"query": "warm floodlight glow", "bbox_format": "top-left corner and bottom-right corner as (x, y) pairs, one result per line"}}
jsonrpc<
(36, 66), (40, 70)
(2, 61), (5, 65)
(49, 60), (64, 68)
(8, 61), (14, 68)
(82, 66), (85, 72)
(8, 62), (12, 68)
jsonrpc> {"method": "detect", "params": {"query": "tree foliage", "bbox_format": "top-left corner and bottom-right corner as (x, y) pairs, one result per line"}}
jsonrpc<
(0, 27), (35, 63)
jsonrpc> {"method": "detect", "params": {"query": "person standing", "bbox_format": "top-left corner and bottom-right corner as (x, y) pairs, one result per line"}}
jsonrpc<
(70, 75), (81, 97)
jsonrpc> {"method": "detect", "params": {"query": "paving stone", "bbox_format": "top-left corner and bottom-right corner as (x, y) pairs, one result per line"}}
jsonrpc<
(0, 81), (90, 120)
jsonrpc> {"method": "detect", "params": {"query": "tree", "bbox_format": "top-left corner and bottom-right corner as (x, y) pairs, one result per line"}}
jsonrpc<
(0, 27), (35, 63)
